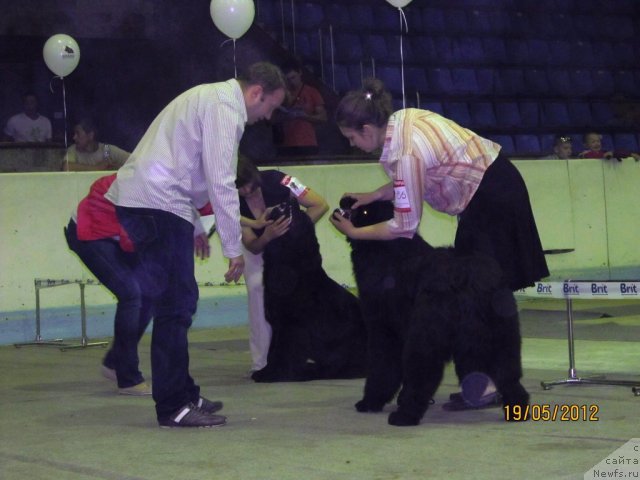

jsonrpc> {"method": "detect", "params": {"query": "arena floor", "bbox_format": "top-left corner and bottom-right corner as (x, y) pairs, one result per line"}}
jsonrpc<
(0, 296), (638, 480)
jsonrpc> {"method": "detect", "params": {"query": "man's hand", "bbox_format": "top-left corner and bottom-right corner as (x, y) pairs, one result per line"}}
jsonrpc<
(329, 210), (355, 238)
(194, 233), (210, 260)
(224, 255), (245, 283)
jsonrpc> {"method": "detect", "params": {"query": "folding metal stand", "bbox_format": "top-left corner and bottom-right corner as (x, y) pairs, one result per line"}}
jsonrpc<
(540, 281), (640, 396)
(14, 278), (108, 351)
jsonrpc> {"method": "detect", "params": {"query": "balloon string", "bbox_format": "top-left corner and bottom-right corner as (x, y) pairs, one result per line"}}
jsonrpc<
(50, 75), (70, 170)
(398, 7), (409, 109)
(220, 38), (238, 78)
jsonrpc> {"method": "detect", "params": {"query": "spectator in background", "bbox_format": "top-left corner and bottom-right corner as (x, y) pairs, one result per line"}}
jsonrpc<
(63, 118), (129, 171)
(578, 132), (640, 161)
(542, 135), (573, 159)
(275, 59), (327, 156)
(3, 92), (52, 142)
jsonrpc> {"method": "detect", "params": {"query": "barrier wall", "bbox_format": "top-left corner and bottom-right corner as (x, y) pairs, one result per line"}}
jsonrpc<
(1, 158), (639, 314)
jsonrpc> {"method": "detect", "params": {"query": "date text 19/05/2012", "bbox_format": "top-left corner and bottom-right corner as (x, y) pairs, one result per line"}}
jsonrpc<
(503, 404), (599, 421)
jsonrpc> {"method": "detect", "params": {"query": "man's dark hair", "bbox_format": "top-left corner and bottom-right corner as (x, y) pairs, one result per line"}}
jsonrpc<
(238, 62), (286, 94)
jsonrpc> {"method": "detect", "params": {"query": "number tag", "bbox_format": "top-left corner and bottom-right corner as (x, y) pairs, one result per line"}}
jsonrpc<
(281, 175), (309, 197)
(394, 180), (411, 212)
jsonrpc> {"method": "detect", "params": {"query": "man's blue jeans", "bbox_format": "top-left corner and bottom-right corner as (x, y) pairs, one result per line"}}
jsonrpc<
(64, 220), (152, 388)
(115, 206), (200, 421)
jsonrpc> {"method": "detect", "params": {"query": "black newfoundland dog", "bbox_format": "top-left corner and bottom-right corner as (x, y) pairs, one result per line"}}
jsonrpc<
(251, 199), (367, 382)
(337, 198), (529, 426)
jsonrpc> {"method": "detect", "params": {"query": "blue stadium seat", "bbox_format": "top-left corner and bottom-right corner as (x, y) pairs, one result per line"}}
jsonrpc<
(514, 135), (542, 157)
(348, 4), (374, 31)
(451, 68), (478, 94)
(324, 3), (351, 28)
(547, 69), (572, 97)
(542, 102), (571, 127)
(443, 102), (471, 127)
(495, 102), (521, 127)
(592, 70), (615, 96)
(524, 69), (549, 95)
(467, 9), (510, 34)
(601, 15), (635, 38)
(570, 69), (595, 97)
(431, 37), (454, 64)
(422, 8), (446, 33)
(567, 102), (592, 127)
(475, 68), (496, 95)
(469, 102), (497, 128)
(519, 101), (540, 128)
(527, 39), (550, 66)
(444, 9), (469, 33)
(482, 38), (507, 63)
(591, 41), (615, 67)
(540, 134), (555, 154)
(613, 70), (637, 95)
(611, 42), (635, 67)
(372, 4), (401, 32)
(293, 31), (313, 59)
(386, 35), (416, 63)
(362, 34), (388, 60)
(404, 66), (428, 93)
(423, 102), (444, 115)
(590, 102), (616, 127)
(411, 36), (435, 62)
(330, 63), (352, 94)
(332, 33), (363, 62)
(426, 68), (454, 94)
(255, 0), (278, 28)
(547, 40), (571, 66)
(496, 69), (525, 96)
(453, 37), (484, 64)
(295, 2), (324, 29)
(378, 65), (403, 95)
(613, 133), (639, 153)
(571, 40), (593, 63)
(506, 39), (529, 65)
(490, 135), (516, 156)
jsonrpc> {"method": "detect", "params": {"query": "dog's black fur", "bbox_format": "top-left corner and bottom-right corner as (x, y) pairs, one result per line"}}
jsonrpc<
(251, 199), (367, 382)
(338, 197), (529, 425)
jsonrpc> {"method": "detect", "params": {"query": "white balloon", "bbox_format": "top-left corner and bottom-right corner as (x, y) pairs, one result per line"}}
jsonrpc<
(210, 0), (255, 40)
(43, 34), (80, 77)
(386, 0), (413, 7)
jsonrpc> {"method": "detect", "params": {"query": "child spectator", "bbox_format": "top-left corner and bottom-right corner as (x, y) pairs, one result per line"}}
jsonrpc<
(578, 132), (639, 161)
(543, 135), (573, 159)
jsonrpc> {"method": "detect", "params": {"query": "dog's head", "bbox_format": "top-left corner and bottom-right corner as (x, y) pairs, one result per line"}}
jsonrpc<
(334, 197), (395, 228)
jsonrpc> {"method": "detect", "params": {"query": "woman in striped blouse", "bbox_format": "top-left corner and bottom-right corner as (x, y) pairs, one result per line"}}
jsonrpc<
(330, 78), (548, 292)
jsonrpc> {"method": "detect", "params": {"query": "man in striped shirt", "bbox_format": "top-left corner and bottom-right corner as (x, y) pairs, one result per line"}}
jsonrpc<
(105, 62), (286, 428)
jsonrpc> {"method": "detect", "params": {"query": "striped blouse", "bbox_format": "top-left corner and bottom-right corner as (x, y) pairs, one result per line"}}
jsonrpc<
(105, 80), (246, 259)
(379, 108), (501, 238)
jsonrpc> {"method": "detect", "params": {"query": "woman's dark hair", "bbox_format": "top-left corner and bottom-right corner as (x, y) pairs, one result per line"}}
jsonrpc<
(235, 154), (262, 189)
(238, 62), (286, 94)
(335, 77), (393, 130)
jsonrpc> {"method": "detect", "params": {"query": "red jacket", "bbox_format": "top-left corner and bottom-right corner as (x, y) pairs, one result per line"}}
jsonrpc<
(76, 174), (135, 251)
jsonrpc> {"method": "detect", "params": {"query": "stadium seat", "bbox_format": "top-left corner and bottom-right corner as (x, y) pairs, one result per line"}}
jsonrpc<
(542, 102), (571, 127)
(451, 68), (478, 94)
(613, 133), (639, 153)
(404, 66), (428, 93)
(469, 102), (497, 128)
(422, 8), (446, 33)
(570, 69), (595, 97)
(444, 9), (469, 33)
(347, 4), (374, 31)
(362, 34), (388, 60)
(547, 69), (572, 97)
(426, 68), (454, 94)
(475, 68), (496, 95)
(519, 101), (540, 128)
(453, 37), (484, 64)
(490, 135), (516, 156)
(482, 38), (507, 64)
(527, 39), (550, 66)
(524, 69), (549, 95)
(592, 70), (615, 97)
(423, 102), (444, 115)
(495, 102), (521, 127)
(377, 65), (403, 96)
(295, 2), (324, 30)
(443, 102), (471, 127)
(506, 39), (529, 65)
(514, 135), (542, 157)
(332, 33), (363, 62)
(323, 3), (351, 28)
(567, 102), (592, 127)
(496, 69), (525, 96)
(613, 70), (637, 96)
(591, 102), (616, 127)
(547, 40), (572, 66)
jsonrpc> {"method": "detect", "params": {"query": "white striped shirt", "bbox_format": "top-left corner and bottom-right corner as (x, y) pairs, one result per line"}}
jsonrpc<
(105, 80), (246, 258)
(380, 108), (501, 237)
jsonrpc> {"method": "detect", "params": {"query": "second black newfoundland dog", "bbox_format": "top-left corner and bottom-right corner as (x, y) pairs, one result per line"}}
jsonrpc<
(337, 198), (529, 426)
(251, 199), (367, 382)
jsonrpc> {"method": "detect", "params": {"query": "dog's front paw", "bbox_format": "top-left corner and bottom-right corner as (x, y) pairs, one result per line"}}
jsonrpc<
(388, 410), (420, 426)
(355, 398), (384, 412)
